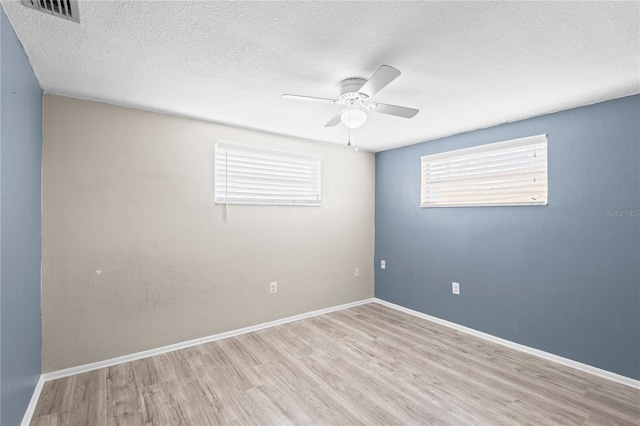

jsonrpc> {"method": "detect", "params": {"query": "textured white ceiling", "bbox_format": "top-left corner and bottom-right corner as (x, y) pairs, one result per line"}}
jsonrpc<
(2, 0), (639, 152)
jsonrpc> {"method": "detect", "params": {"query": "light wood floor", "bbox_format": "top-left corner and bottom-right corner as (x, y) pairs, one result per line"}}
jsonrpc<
(31, 303), (640, 425)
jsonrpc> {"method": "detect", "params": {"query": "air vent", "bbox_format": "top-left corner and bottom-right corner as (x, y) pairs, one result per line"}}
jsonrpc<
(21, 0), (79, 23)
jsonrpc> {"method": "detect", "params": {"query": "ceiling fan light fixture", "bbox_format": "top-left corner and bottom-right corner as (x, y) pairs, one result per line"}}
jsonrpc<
(341, 108), (367, 129)
(283, 65), (419, 131)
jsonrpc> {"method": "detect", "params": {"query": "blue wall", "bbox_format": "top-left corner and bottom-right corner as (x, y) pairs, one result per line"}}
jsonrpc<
(375, 95), (640, 380)
(0, 7), (43, 425)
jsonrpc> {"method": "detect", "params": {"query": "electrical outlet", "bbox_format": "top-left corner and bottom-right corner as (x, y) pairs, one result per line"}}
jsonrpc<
(381, 260), (386, 269)
(270, 281), (278, 294)
(355, 267), (360, 277)
(452, 282), (460, 295)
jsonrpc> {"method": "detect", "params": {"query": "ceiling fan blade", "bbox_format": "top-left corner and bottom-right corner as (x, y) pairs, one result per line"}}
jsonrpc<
(282, 94), (336, 104)
(371, 103), (419, 118)
(324, 112), (343, 127)
(358, 65), (401, 97)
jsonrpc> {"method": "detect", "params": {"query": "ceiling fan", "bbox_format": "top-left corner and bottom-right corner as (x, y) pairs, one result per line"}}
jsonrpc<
(282, 65), (419, 129)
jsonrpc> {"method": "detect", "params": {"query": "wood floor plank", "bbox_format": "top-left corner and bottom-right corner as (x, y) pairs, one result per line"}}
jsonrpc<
(30, 411), (69, 426)
(183, 407), (241, 426)
(33, 376), (76, 418)
(139, 382), (186, 425)
(31, 303), (640, 426)
(64, 369), (108, 426)
(189, 373), (241, 425)
(106, 361), (145, 425)
(296, 355), (410, 425)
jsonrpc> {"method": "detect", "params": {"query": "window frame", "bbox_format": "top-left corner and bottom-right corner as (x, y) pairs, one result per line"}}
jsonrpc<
(420, 134), (548, 208)
(215, 141), (322, 207)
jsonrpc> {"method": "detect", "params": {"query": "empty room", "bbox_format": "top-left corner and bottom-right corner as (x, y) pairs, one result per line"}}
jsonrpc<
(1, 1), (639, 425)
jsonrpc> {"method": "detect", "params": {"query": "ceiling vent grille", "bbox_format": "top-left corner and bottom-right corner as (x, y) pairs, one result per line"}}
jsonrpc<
(21, 0), (80, 23)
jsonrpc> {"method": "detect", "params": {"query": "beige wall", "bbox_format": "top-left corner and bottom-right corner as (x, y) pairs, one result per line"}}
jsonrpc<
(42, 94), (375, 372)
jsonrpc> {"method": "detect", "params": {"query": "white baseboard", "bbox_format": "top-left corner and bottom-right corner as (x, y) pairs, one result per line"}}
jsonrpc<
(21, 295), (638, 425)
(373, 298), (640, 390)
(21, 375), (45, 426)
(41, 298), (374, 383)
(19, 297), (373, 424)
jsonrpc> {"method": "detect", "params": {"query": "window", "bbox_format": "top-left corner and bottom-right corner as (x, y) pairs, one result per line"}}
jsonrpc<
(420, 134), (547, 207)
(215, 141), (321, 206)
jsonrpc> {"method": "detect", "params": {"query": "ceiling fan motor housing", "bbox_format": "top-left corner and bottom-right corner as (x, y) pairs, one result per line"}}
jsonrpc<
(339, 78), (368, 103)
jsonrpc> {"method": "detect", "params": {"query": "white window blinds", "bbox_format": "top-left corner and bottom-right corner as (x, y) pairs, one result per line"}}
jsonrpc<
(215, 141), (322, 206)
(421, 134), (548, 207)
